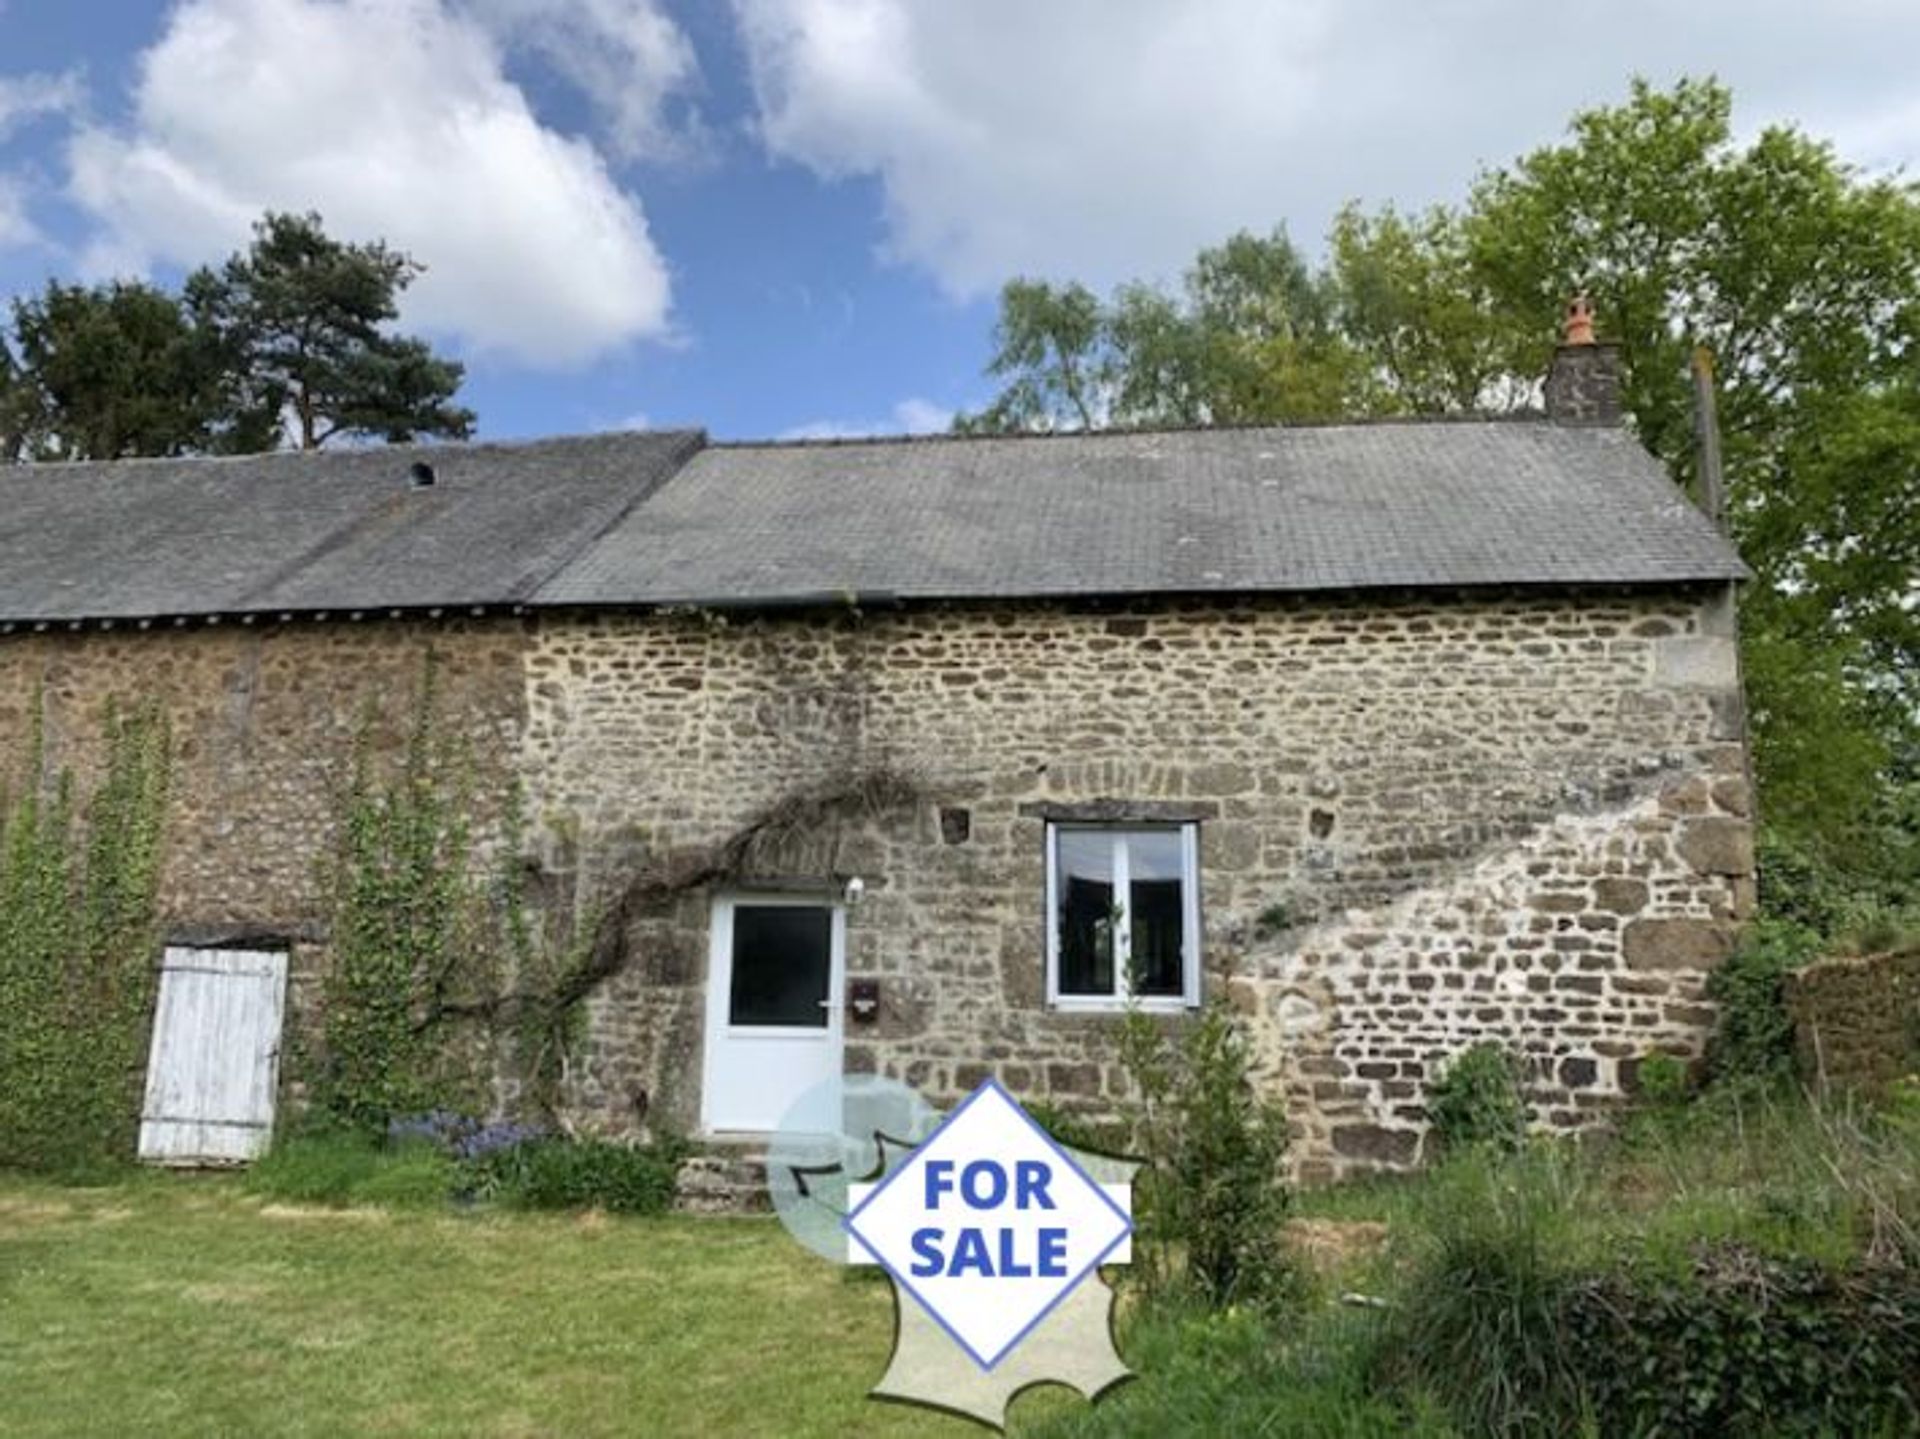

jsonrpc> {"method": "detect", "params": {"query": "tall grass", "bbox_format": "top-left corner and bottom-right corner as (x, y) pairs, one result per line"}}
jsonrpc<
(1363, 1089), (1919, 1434)
(1207, 1088), (1920, 1437)
(1023, 1298), (1456, 1438)
(1300, 1084), (1918, 1269)
(1373, 1150), (1591, 1433)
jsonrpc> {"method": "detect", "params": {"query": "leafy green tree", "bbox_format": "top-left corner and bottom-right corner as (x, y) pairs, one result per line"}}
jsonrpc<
(955, 279), (1110, 432)
(0, 341), (28, 462)
(961, 230), (1366, 431)
(1112, 228), (1367, 425)
(187, 211), (474, 450)
(1, 280), (229, 461)
(1, 213), (478, 463)
(1454, 78), (1920, 886)
(965, 77), (1919, 905)
(1327, 203), (1528, 413)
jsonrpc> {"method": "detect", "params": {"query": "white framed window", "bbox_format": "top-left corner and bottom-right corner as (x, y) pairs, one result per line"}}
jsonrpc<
(1045, 823), (1201, 1010)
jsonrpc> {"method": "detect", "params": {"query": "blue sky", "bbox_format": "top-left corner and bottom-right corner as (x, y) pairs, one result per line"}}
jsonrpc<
(3, 2), (1917, 443)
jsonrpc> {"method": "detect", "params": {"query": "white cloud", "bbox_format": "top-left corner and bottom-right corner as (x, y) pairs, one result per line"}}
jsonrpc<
(65, 0), (680, 367)
(468, 0), (707, 163)
(0, 174), (36, 247)
(732, 0), (1920, 299)
(0, 68), (86, 247)
(732, 0), (1335, 296)
(778, 395), (951, 439)
(1823, 95), (1920, 176)
(890, 396), (952, 433)
(0, 69), (84, 140)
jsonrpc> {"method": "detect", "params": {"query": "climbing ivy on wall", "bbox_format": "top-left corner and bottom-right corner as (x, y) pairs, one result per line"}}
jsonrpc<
(0, 702), (171, 1172)
(308, 660), (496, 1128)
(304, 653), (928, 1133)
(306, 659), (602, 1130)
(494, 784), (597, 1121)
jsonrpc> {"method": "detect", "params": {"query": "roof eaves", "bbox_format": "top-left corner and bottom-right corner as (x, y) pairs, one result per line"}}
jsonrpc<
(545, 572), (1746, 617)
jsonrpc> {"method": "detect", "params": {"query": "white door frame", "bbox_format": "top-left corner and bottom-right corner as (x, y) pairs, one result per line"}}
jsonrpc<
(701, 892), (846, 1135)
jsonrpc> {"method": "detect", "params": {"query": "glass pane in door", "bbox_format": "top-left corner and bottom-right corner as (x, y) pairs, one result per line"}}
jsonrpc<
(728, 904), (833, 1027)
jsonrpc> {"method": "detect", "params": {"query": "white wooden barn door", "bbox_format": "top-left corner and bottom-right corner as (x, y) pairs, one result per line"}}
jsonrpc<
(138, 947), (289, 1164)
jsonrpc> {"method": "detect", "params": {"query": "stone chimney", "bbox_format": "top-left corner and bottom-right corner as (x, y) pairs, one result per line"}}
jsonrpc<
(1544, 295), (1622, 424)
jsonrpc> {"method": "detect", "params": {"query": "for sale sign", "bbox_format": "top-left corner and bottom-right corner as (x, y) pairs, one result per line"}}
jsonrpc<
(843, 1078), (1134, 1371)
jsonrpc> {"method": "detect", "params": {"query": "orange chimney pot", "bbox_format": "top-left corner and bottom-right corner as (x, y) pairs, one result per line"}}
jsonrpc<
(1563, 295), (1596, 346)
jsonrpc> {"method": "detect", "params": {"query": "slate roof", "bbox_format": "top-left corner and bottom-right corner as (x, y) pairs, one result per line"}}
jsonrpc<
(541, 421), (1746, 607)
(0, 419), (1744, 625)
(0, 430), (701, 623)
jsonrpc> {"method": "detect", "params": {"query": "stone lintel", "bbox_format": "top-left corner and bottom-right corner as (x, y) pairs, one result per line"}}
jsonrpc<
(1017, 798), (1221, 824)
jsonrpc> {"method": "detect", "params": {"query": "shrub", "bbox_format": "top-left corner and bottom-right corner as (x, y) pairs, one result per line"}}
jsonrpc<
(1634, 1051), (1691, 1109)
(1118, 1001), (1294, 1308)
(250, 1123), (688, 1215)
(1382, 1117), (1920, 1435)
(354, 1145), (458, 1209)
(1834, 906), (1919, 960)
(1425, 1043), (1527, 1153)
(1560, 1246), (1919, 1435)
(1753, 825), (1856, 936)
(247, 1125), (457, 1209)
(1022, 1100), (1127, 1156)
(385, 1108), (483, 1151)
(1705, 918), (1822, 1087)
(387, 1109), (548, 1163)
(460, 1135), (689, 1215)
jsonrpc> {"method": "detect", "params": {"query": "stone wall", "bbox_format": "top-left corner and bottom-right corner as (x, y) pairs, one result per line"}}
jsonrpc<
(0, 620), (530, 1035)
(520, 586), (1753, 1177)
(1786, 948), (1920, 1097)
(0, 587), (1753, 1177)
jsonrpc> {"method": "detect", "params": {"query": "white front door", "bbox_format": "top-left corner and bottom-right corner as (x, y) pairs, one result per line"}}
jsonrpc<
(702, 895), (846, 1134)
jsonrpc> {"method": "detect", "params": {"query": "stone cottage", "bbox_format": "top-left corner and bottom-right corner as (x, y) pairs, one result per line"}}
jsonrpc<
(0, 333), (1752, 1178)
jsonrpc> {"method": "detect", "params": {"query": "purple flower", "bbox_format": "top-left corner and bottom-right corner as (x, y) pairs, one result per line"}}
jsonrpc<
(387, 1109), (480, 1151)
(451, 1120), (548, 1162)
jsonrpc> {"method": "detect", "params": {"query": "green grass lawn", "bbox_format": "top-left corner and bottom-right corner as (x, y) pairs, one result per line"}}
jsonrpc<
(8, 1090), (1911, 1437)
(0, 1175), (1021, 1438)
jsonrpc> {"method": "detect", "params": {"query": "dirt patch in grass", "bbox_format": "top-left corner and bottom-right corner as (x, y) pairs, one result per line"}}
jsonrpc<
(256, 1201), (392, 1223)
(1286, 1219), (1391, 1275)
(0, 1196), (74, 1220)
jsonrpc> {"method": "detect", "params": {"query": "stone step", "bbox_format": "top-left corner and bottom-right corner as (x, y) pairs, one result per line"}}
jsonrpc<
(674, 1147), (772, 1215)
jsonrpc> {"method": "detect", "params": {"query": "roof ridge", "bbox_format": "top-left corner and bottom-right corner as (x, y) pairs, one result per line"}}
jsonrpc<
(718, 412), (1562, 450)
(0, 426), (710, 476)
(0, 417), (1576, 472)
